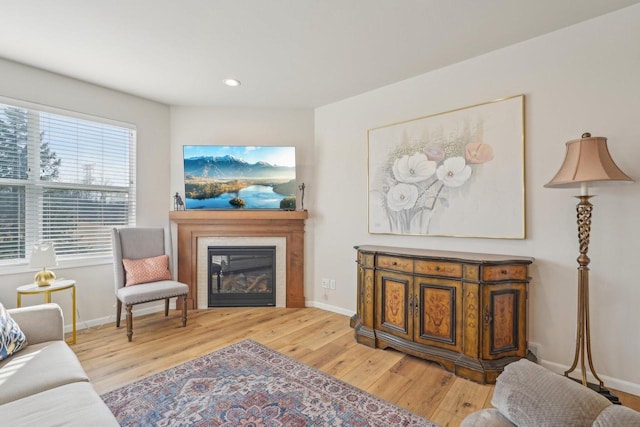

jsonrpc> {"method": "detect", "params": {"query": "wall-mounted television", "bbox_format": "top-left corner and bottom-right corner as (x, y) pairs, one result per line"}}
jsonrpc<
(183, 145), (296, 210)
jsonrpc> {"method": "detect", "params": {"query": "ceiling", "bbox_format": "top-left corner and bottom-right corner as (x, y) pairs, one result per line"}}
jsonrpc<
(2, 0), (639, 108)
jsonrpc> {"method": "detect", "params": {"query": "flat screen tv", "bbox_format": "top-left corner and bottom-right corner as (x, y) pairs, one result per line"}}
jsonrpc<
(183, 145), (296, 210)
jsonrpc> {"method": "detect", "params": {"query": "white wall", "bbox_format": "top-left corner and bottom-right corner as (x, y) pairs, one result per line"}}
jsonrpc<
(3, 4), (639, 395)
(168, 106), (316, 299)
(313, 6), (640, 393)
(0, 59), (171, 326)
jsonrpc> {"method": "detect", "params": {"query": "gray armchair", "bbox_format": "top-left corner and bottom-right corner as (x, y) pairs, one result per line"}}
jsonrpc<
(111, 227), (188, 341)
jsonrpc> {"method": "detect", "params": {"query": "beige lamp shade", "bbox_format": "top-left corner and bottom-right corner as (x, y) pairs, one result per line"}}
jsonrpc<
(545, 133), (633, 188)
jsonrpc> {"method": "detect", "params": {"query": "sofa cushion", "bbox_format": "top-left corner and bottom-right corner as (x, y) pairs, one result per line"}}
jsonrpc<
(460, 408), (515, 427)
(0, 302), (27, 361)
(492, 359), (612, 427)
(0, 340), (88, 404)
(593, 404), (640, 427)
(8, 304), (64, 345)
(0, 382), (119, 426)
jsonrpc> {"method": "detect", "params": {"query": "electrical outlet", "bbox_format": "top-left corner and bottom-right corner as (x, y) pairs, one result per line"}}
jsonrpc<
(321, 278), (330, 289)
(330, 279), (336, 290)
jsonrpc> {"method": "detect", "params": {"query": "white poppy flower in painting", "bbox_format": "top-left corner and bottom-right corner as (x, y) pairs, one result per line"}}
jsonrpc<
(392, 153), (436, 183)
(436, 157), (472, 187)
(386, 183), (419, 211)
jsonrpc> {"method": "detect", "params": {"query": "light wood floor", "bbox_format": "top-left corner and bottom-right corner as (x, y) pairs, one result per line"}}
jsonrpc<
(71, 307), (640, 427)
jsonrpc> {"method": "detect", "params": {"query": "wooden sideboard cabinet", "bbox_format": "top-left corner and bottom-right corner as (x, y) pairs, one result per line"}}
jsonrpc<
(350, 245), (534, 384)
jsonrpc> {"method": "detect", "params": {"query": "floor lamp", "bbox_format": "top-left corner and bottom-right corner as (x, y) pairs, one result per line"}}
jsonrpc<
(545, 133), (632, 402)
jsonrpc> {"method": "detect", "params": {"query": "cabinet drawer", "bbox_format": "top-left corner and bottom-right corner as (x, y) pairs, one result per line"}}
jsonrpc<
(415, 260), (462, 278)
(377, 255), (413, 273)
(483, 265), (527, 281)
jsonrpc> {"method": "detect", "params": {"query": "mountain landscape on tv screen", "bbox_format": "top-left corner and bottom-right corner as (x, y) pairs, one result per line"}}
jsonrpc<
(184, 155), (294, 180)
(183, 148), (296, 210)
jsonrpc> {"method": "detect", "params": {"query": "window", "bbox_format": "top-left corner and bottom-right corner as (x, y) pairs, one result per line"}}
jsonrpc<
(0, 98), (136, 265)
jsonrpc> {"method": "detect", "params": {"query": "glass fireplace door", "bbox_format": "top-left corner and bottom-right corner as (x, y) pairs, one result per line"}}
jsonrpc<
(208, 246), (276, 307)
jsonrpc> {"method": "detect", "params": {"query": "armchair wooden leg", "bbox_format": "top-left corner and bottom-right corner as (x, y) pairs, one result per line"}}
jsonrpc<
(164, 299), (169, 317)
(181, 295), (187, 327)
(126, 305), (133, 342)
(116, 299), (122, 327)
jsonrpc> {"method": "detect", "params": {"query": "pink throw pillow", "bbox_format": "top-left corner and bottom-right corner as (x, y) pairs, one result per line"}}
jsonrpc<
(122, 255), (171, 286)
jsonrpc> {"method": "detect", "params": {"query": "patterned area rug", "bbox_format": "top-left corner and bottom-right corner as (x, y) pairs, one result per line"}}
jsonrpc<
(102, 339), (437, 426)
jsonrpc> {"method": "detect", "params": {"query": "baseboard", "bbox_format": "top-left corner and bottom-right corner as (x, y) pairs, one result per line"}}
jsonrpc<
(305, 300), (356, 317)
(67, 301), (353, 333)
(64, 303), (165, 333)
(539, 359), (640, 397)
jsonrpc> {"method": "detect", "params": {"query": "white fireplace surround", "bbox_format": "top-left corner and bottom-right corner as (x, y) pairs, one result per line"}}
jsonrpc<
(196, 237), (287, 309)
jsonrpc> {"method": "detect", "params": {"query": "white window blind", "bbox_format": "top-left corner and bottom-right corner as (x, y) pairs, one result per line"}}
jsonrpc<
(0, 100), (136, 263)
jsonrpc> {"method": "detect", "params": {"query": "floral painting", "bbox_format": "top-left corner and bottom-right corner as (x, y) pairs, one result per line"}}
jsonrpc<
(368, 95), (525, 238)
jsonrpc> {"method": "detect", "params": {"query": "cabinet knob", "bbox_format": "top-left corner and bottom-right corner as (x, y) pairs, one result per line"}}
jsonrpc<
(501, 269), (508, 275)
(434, 266), (440, 271)
(392, 261), (398, 266)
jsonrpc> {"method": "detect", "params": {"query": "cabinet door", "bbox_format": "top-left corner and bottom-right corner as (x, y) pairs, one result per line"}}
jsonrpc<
(482, 283), (527, 359)
(375, 270), (413, 341)
(413, 277), (463, 353)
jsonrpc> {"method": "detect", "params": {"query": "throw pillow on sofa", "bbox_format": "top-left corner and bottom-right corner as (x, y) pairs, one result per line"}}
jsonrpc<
(0, 302), (27, 361)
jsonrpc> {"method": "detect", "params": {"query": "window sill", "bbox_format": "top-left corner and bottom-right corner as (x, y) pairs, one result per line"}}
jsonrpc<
(0, 256), (113, 276)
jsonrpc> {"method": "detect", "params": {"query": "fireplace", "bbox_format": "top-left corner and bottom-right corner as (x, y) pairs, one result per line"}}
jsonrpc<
(169, 210), (308, 309)
(208, 246), (276, 307)
(197, 237), (286, 308)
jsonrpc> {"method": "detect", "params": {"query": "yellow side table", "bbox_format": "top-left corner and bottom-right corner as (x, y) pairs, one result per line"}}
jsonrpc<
(17, 279), (77, 344)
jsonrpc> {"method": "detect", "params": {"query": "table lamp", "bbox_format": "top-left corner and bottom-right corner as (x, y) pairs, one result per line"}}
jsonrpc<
(545, 132), (632, 400)
(29, 242), (58, 286)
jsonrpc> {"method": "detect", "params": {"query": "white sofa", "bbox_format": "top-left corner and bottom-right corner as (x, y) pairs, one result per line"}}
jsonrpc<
(0, 304), (118, 426)
(462, 358), (640, 427)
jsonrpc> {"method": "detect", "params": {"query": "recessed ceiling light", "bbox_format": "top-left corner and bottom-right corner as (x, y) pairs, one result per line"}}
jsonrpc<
(223, 78), (241, 87)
